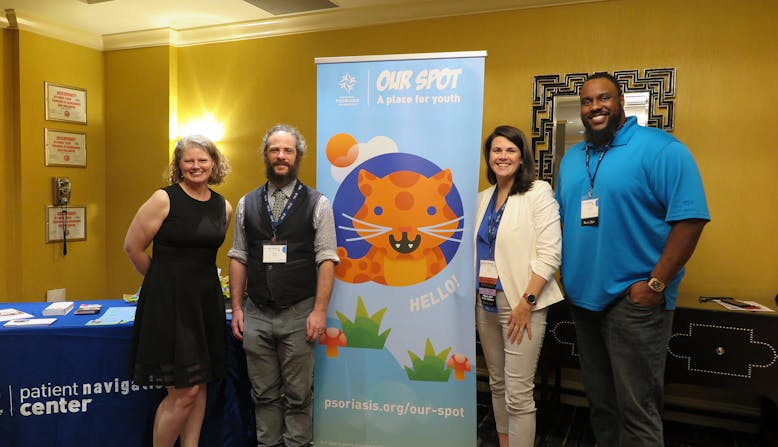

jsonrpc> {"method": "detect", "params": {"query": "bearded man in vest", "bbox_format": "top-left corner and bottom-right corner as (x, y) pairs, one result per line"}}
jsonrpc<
(229, 123), (338, 447)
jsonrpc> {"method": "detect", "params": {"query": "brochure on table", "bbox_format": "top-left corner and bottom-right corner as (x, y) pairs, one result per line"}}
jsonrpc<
(86, 306), (136, 325)
(0, 308), (35, 322)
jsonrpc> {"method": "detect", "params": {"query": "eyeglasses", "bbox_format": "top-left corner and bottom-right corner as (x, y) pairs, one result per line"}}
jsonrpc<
(267, 147), (296, 156)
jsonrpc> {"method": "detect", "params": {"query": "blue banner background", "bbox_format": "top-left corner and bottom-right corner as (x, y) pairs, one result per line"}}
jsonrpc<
(315, 53), (485, 447)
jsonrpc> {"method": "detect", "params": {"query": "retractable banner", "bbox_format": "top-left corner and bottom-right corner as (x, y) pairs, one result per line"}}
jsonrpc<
(314, 51), (486, 446)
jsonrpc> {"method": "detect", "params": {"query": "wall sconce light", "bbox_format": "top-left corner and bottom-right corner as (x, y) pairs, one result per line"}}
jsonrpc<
(178, 113), (225, 142)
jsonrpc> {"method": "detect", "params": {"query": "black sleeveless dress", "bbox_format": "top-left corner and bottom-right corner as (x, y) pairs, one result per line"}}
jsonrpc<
(128, 183), (228, 388)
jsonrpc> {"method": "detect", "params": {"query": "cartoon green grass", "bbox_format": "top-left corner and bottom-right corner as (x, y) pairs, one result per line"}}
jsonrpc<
(404, 339), (452, 382)
(336, 296), (391, 349)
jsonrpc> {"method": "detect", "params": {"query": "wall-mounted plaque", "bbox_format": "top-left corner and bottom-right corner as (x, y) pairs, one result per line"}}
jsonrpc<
(45, 82), (87, 124)
(46, 206), (86, 243)
(45, 129), (86, 167)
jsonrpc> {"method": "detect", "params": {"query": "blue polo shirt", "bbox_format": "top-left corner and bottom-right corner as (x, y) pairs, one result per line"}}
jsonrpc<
(555, 116), (710, 310)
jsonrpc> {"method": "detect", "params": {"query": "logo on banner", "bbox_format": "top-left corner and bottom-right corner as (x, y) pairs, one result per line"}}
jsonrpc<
(338, 73), (358, 93)
(327, 135), (464, 287)
(335, 72), (360, 107)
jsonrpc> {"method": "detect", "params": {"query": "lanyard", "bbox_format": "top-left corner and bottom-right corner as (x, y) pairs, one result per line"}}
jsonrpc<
(264, 181), (304, 237)
(585, 144), (608, 198)
(487, 188), (507, 259)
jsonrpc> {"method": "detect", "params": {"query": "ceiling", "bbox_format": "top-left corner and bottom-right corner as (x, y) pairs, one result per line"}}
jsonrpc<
(0, 0), (601, 50)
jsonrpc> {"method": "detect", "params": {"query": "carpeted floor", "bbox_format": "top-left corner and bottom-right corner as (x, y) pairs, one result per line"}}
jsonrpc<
(476, 395), (772, 447)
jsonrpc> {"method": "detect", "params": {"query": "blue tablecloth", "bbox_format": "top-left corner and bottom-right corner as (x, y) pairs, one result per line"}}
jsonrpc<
(0, 300), (254, 446)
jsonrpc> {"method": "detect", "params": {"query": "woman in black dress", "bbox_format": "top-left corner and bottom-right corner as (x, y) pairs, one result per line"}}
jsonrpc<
(125, 135), (232, 447)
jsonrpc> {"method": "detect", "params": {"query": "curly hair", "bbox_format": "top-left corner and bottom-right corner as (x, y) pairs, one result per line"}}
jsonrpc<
(167, 135), (230, 185)
(261, 124), (307, 158)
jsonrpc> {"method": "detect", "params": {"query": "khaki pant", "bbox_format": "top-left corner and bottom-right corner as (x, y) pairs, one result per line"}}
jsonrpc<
(476, 291), (548, 447)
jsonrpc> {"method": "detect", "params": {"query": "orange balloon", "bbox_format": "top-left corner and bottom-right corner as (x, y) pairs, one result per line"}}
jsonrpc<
(326, 133), (359, 167)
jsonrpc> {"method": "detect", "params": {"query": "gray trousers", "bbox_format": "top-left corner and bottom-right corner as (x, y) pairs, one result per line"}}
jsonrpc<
(243, 297), (315, 447)
(569, 296), (674, 447)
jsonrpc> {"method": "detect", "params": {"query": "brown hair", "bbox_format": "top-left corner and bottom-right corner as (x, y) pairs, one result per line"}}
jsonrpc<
(482, 125), (536, 195)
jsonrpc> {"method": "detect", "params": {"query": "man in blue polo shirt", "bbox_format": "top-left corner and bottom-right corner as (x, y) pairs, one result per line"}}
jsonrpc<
(555, 72), (709, 446)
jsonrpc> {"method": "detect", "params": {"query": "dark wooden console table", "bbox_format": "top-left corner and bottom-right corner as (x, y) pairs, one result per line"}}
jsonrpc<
(534, 295), (778, 444)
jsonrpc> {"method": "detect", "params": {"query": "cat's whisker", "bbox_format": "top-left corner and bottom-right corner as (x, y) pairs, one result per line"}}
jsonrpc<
(344, 232), (388, 242)
(419, 216), (464, 239)
(419, 214), (463, 242)
(418, 228), (462, 243)
(338, 212), (391, 243)
(340, 213), (389, 231)
(338, 225), (385, 234)
(421, 215), (464, 230)
(423, 228), (464, 234)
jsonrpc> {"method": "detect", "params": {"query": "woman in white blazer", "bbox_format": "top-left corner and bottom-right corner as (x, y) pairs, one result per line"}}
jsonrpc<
(475, 125), (563, 447)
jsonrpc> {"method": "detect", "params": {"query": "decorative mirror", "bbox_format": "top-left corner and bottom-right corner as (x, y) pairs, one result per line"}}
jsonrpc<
(531, 68), (676, 184)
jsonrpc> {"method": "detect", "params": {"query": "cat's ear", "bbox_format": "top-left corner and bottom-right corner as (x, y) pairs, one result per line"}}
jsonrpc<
(431, 168), (453, 195)
(357, 169), (379, 196)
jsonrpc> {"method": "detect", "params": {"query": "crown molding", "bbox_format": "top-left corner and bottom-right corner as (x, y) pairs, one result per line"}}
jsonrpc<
(10, 0), (604, 51)
(103, 28), (179, 51)
(8, 12), (104, 50)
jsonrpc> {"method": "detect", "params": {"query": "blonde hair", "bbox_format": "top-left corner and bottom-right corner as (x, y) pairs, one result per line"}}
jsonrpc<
(166, 135), (230, 185)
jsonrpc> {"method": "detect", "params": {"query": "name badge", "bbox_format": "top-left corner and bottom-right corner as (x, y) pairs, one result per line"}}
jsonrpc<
(263, 242), (287, 263)
(478, 260), (498, 313)
(581, 197), (599, 226)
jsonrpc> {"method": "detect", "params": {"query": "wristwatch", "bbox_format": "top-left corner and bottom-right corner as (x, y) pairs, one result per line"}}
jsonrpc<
(647, 277), (666, 293)
(522, 292), (537, 306)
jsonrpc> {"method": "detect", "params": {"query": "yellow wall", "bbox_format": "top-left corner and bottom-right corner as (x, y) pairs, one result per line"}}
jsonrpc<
(2, 0), (777, 302)
(170, 0), (778, 303)
(103, 46), (174, 295)
(2, 31), (106, 301)
(1, 29), (20, 297)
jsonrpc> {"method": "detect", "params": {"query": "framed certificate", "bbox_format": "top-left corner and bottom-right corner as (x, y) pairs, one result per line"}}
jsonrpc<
(45, 129), (87, 167)
(45, 82), (87, 124)
(46, 206), (86, 243)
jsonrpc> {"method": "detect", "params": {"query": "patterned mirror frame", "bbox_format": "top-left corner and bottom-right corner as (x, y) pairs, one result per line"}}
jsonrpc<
(531, 68), (676, 182)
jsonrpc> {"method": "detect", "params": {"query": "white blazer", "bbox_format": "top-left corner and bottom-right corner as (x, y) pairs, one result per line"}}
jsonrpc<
(474, 180), (564, 310)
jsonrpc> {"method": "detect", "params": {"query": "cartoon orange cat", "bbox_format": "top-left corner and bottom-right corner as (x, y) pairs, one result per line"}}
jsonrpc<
(336, 168), (462, 286)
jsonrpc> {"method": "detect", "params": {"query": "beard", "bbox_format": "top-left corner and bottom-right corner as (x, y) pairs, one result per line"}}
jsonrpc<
(265, 157), (299, 186)
(583, 107), (624, 148)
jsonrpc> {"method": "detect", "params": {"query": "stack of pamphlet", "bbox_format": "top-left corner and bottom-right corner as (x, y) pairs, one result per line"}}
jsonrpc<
(75, 303), (103, 315)
(42, 301), (74, 316)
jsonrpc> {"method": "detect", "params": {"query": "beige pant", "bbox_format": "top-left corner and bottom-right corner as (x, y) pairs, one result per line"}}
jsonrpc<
(476, 291), (548, 447)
